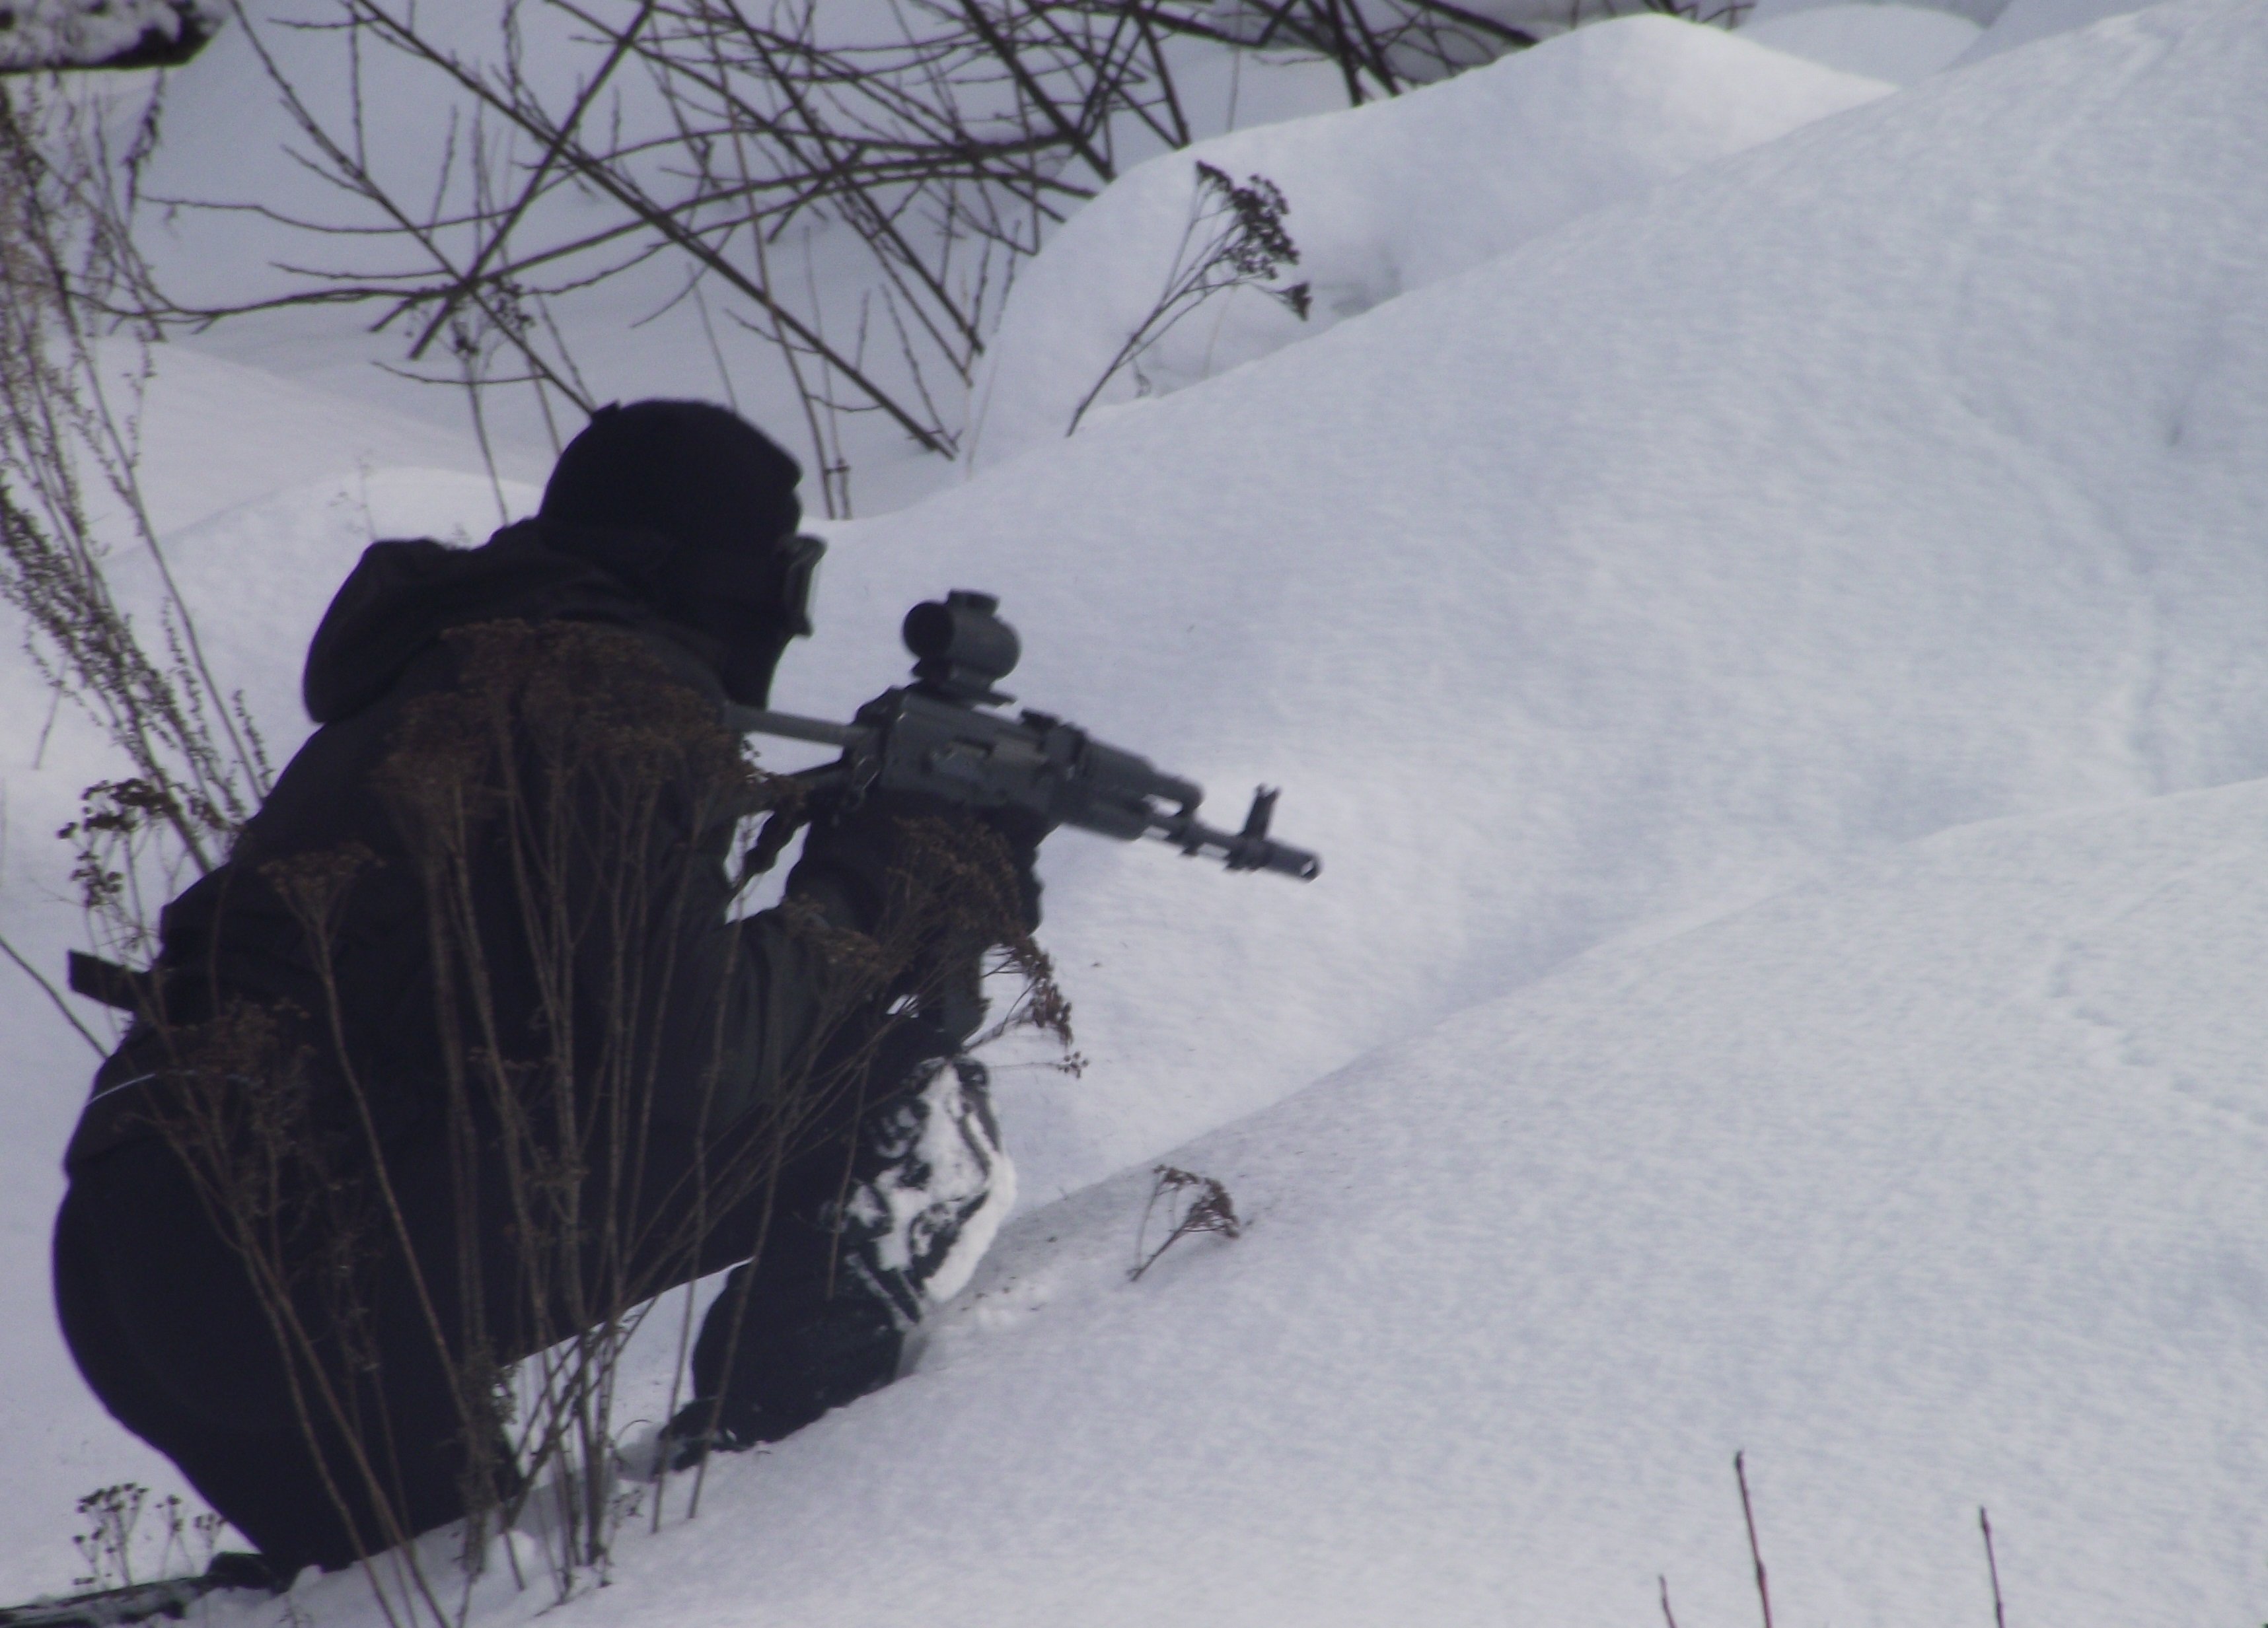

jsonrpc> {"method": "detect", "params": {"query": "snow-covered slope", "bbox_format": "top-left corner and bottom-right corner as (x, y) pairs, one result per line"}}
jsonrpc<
(824, 0), (2268, 1203)
(115, 763), (2268, 1628)
(503, 771), (2268, 1627)
(2, 0), (2264, 1619)
(967, 17), (1895, 467)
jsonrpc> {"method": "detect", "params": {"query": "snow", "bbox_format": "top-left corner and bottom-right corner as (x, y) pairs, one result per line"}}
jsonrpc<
(1743, 4), (1983, 81)
(106, 4), (1364, 518)
(4, 0), (2267, 1621)
(967, 17), (1896, 468)
(0, 1), (220, 72)
(863, 0), (2268, 1206)
(468, 774), (2268, 1626)
(1751, 0), (2006, 21)
(83, 343), (546, 542)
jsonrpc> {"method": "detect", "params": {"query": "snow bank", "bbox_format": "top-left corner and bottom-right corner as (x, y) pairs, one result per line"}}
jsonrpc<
(545, 771), (2268, 1628)
(808, 0), (2268, 1202)
(87, 341), (544, 540)
(966, 16), (1893, 468)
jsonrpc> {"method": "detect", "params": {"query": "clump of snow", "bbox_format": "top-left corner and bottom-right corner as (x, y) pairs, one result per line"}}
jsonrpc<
(965, 15), (1893, 469)
(0, 0), (220, 71)
(1743, 3), (1983, 81)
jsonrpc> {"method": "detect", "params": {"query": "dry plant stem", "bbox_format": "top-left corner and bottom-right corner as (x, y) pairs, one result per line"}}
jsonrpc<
(1734, 1450), (1773, 1628)
(226, 0), (957, 456)
(1128, 1164), (1241, 1281)
(0, 88), (259, 805)
(0, 82), (270, 903)
(1, 71), (277, 1121)
(1066, 161), (1307, 436)
(217, 2), (604, 421)
(1657, 1572), (1679, 1628)
(1979, 1505), (2006, 1628)
(1641, 0), (1753, 24)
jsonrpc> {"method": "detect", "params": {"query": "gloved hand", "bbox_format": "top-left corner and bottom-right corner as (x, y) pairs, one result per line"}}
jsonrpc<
(785, 793), (1047, 1053)
(787, 791), (1046, 938)
(976, 803), (1049, 931)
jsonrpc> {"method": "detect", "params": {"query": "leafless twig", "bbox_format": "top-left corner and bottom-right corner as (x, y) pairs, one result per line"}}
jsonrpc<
(1735, 1450), (1773, 1628)
(1980, 1505), (2007, 1628)
(1129, 1164), (1241, 1281)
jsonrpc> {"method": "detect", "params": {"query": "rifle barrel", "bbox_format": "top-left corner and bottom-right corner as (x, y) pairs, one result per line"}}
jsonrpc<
(1152, 812), (1322, 880)
(724, 704), (860, 748)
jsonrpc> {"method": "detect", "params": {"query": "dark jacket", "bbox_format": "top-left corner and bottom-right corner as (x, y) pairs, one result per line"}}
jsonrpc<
(66, 520), (845, 1174)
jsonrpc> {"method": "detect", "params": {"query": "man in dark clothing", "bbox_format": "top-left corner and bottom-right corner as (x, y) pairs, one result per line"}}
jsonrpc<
(51, 402), (1035, 1576)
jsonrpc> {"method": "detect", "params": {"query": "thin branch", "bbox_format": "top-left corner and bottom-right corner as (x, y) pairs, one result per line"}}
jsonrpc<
(0, 927), (106, 1054)
(1734, 1450), (1774, 1628)
(1980, 1506), (2007, 1628)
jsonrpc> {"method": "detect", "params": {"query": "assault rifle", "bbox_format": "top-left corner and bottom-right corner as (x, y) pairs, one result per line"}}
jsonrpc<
(725, 590), (1321, 881)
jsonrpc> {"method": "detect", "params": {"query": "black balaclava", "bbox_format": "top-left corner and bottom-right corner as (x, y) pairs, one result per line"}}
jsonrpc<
(538, 399), (809, 705)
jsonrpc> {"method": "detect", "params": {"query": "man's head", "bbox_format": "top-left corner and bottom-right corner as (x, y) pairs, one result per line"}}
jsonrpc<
(539, 399), (817, 705)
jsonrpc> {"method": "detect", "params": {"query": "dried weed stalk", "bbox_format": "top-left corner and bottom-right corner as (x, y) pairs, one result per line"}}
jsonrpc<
(0, 77), (269, 979)
(1066, 159), (1309, 436)
(1129, 1163), (1241, 1281)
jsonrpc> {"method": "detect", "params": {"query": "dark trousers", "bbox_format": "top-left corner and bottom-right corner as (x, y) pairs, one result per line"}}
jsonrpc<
(52, 1114), (889, 1574)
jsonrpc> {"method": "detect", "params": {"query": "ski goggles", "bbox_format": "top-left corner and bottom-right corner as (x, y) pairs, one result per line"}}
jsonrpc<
(689, 531), (826, 639)
(775, 532), (824, 638)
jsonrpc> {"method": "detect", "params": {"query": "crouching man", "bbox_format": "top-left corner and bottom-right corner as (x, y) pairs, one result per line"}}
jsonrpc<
(51, 401), (1044, 1576)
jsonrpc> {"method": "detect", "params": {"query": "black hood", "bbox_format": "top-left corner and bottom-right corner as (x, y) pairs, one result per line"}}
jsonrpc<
(302, 520), (690, 725)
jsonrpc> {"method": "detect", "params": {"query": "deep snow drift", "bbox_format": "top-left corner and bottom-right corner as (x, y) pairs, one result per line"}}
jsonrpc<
(840, 0), (2268, 1203)
(2, 0), (2263, 1621)
(966, 17), (1896, 467)
(432, 763), (2268, 1627)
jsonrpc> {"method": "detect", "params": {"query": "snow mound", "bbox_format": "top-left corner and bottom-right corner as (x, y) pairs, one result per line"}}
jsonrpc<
(561, 773), (2268, 1628)
(805, 0), (2268, 1201)
(89, 343), (545, 540)
(965, 16), (1892, 469)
